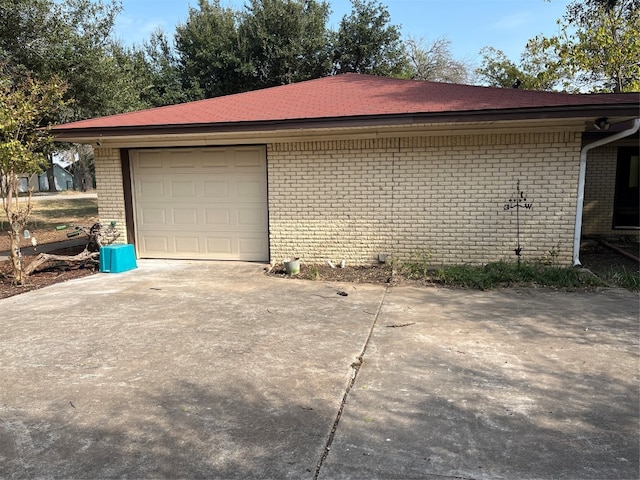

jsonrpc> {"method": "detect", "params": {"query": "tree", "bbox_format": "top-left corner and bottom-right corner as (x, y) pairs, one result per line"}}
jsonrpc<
(174, 0), (333, 95)
(475, 46), (568, 91)
(405, 37), (469, 84)
(175, 0), (249, 98)
(143, 29), (196, 107)
(333, 0), (408, 76)
(41, 0), (156, 118)
(0, 0), (156, 190)
(169, 0), (423, 97)
(475, 0), (639, 92)
(240, 0), (332, 88)
(0, 0), (131, 118)
(0, 75), (67, 285)
(64, 144), (95, 192)
(547, 0), (640, 92)
(0, 0), (52, 73)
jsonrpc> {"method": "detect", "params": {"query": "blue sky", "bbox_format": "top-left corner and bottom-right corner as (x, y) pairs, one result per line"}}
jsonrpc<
(114, 0), (571, 67)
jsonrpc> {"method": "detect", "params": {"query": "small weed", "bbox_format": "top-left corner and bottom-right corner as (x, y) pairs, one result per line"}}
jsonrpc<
(385, 255), (399, 273)
(540, 242), (562, 267)
(602, 266), (640, 291)
(309, 264), (319, 280)
(401, 248), (433, 279)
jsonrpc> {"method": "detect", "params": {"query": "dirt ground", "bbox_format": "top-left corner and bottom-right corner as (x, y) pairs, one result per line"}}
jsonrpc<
(0, 244), (98, 299)
(268, 237), (639, 289)
(0, 237), (638, 300)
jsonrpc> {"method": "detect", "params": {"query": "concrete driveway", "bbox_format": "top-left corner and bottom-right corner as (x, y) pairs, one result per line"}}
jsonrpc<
(0, 261), (638, 479)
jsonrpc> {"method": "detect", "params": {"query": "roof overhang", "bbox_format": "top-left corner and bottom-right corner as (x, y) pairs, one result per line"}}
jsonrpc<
(52, 104), (640, 147)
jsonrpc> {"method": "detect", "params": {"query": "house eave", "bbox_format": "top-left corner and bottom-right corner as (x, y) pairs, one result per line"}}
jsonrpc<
(52, 104), (640, 146)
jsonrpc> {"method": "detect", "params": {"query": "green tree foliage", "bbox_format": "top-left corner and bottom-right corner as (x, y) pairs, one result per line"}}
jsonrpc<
(476, 46), (567, 91)
(175, 0), (332, 95)
(0, 0), (156, 190)
(476, 0), (639, 92)
(548, 0), (639, 92)
(476, 47), (527, 89)
(0, 75), (67, 284)
(240, 0), (332, 88)
(175, 0), (249, 98)
(170, 0), (411, 98)
(0, 0), (151, 119)
(333, 0), (407, 76)
(0, 0), (54, 74)
(143, 30), (198, 106)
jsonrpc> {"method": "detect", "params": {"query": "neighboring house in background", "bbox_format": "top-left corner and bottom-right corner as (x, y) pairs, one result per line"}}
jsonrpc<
(17, 165), (75, 193)
(37, 164), (75, 192)
(50, 74), (639, 266)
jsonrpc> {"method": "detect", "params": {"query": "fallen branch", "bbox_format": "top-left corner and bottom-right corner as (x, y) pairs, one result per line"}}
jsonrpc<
(385, 322), (416, 328)
(23, 222), (120, 276)
(24, 250), (99, 276)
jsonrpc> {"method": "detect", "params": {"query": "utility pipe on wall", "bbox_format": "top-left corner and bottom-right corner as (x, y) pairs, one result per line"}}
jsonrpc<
(573, 118), (640, 266)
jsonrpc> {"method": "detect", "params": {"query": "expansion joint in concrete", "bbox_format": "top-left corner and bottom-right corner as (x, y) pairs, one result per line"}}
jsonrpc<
(313, 286), (388, 479)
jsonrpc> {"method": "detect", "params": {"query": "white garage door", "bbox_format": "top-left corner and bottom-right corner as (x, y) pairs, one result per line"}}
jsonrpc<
(130, 146), (269, 261)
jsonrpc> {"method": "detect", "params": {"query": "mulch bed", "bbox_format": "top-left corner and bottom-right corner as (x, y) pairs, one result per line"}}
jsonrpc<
(268, 238), (639, 286)
(1, 238), (637, 300)
(579, 237), (639, 275)
(0, 245), (98, 300)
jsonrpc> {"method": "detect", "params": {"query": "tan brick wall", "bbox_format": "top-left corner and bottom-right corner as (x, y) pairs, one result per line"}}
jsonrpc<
(583, 146), (639, 236)
(93, 147), (127, 244)
(268, 132), (582, 266)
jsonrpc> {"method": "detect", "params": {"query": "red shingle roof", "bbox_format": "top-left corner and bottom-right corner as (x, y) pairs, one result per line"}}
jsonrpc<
(52, 73), (639, 132)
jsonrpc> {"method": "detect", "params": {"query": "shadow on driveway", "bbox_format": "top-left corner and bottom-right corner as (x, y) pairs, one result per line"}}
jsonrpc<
(0, 261), (637, 479)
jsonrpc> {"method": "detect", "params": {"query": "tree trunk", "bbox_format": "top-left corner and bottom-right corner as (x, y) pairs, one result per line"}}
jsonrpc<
(8, 230), (24, 285)
(75, 159), (91, 192)
(46, 154), (57, 192)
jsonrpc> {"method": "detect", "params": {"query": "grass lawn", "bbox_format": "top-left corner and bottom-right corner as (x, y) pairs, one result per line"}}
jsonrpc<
(0, 195), (98, 252)
(28, 198), (98, 229)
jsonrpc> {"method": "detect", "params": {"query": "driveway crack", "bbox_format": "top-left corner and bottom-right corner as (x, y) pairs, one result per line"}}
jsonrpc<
(313, 286), (388, 479)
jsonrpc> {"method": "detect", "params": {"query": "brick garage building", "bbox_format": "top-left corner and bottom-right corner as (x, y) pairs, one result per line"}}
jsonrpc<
(52, 74), (639, 266)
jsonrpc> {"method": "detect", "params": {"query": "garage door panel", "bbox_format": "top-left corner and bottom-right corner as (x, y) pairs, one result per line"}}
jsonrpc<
(173, 208), (199, 225)
(238, 208), (267, 227)
(168, 150), (198, 166)
(135, 151), (163, 167)
(142, 236), (169, 253)
(235, 149), (263, 167)
(206, 237), (233, 255)
(140, 208), (167, 225)
(237, 179), (267, 200)
(139, 179), (165, 196)
(204, 208), (231, 226)
(132, 147), (268, 261)
(203, 180), (229, 198)
(201, 150), (230, 168)
(175, 236), (199, 254)
(170, 180), (197, 197)
(238, 237), (269, 256)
